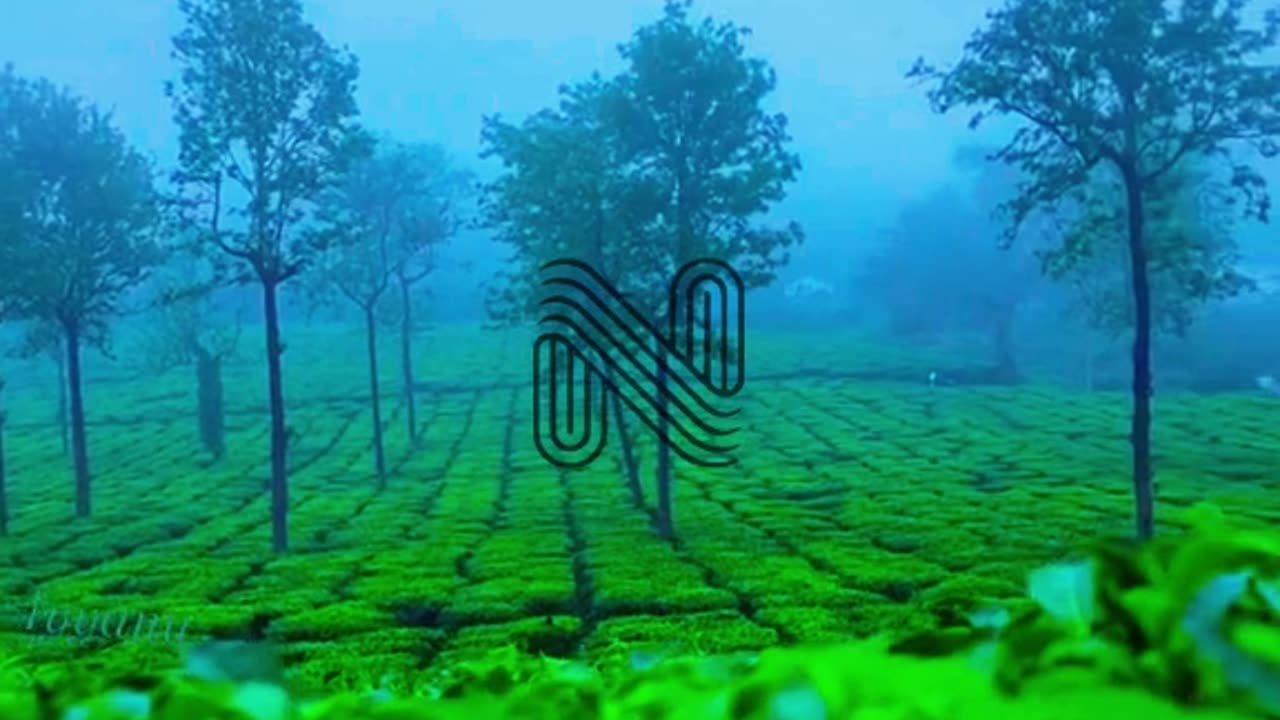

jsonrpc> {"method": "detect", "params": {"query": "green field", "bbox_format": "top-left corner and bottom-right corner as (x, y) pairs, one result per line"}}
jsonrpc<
(0, 324), (1276, 704)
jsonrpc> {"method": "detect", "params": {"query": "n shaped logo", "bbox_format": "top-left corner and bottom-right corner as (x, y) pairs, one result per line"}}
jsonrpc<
(532, 258), (746, 468)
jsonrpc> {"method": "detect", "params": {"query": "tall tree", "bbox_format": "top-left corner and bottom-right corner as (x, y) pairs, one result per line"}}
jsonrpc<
(384, 143), (471, 447)
(312, 138), (469, 469)
(168, 0), (369, 552)
(607, 0), (803, 538)
(0, 66), (163, 518)
(910, 0), (1280, 539)
(482, 75), (662, 508)
(309, 141), (401, 484)
(141, 261), (242, 462)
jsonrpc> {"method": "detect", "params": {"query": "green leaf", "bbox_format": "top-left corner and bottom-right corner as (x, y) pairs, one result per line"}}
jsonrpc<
(1027, 561), (1096, 628)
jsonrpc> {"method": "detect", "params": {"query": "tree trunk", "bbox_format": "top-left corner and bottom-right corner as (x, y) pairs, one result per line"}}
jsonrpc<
(1123, 169), (1156, 541)
(604, 364), (643, 507)
(262, 280), (289, 553)
(654, 347), (673, 539)
(365, 306), (387, 484)
(398, 277), (417, 445)
(55, 343), (68, 456)
(64, 322), (91, 518)
(195, 347), (225, 459)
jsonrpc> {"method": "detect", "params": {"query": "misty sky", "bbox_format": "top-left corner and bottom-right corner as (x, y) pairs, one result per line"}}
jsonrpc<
(0, 1), (1017, 281)
(3, 0), (1276, 297)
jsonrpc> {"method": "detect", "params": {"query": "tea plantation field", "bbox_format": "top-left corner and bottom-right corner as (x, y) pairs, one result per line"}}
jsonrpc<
(0, 324), (1275, 694)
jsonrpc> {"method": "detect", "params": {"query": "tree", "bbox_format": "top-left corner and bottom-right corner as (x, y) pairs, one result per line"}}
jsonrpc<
(168, 0), (369, 552)
(309, 141), (401, 484)
(312, 138), (470, 475)
(1051, 160), (1253, 336)
(0, 66), (164, 518)
(1047, 159), (1255, 390)
(606, 0), (803, 538)
(482, 75), (663, 508)
(910, 0), (1280, 539)
(140, 262), (242, 461)
(384, 143), (471, 447)
(859, 148), (1044, 381)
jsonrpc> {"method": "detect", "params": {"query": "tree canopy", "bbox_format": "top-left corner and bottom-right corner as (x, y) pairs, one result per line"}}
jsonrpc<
(311, 137), (470, 316)
(0, 65), (162, 351)
(167, 0), (371, 287)
(911, 0), (1280, 230)
(481, 76), (662, 322)
(610, 0), (803, 294)
(167, 0), (370, 553)
(0, 63), (164, 518)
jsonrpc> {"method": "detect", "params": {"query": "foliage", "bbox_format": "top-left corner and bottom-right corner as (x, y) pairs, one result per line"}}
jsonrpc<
(482, 0), (801, 532)
(1045, 160), (1255, 339)
(384, 142), (473, 296)
(0, 63), (163, 517)
(484, 0), (804, 322)
(609, 0), (803, 295)
(0, 66), (31, 324)
(305, 136), (470, 459)
(166, 0), (371, 552)
(481, 75), (663, 324)
(606, 1), (801, 509)
(909, 0), (1280, 540)
(137, 258), (243, 376)
(308, 148), (397, 316)
(0, 320), (1275, 715)
(127, 249), (242, 460)
(7, 319), (62, 364)
(310, 137), (468, 317)
(909, 0), (1280, 235)
(166, 0), (371, 286)
(0, 64), (163, 350)
(892, 503), (1280, 716)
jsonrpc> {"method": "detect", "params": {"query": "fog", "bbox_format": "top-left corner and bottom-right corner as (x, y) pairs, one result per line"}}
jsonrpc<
(0, 0), (1012, 316)
(1, 1), (1276, 448)
(5, 1), (1275, 319)
(1, 0), (1277, 491)
(3, 2), (1280, 707)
